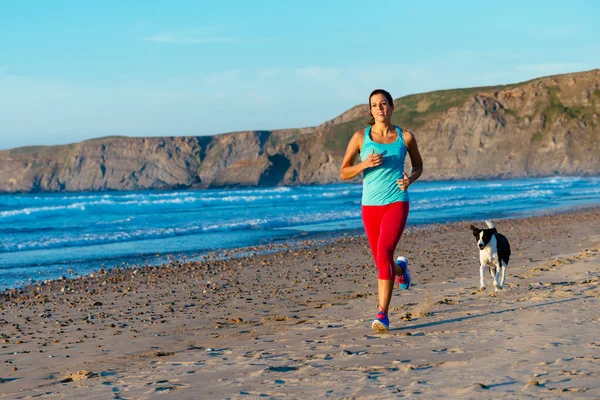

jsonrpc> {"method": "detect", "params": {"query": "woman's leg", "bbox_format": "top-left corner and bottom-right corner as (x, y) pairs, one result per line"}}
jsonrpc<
(377, 279), (395, 315)
(362, 205), (385, 270)
(375, 202), (410, 314)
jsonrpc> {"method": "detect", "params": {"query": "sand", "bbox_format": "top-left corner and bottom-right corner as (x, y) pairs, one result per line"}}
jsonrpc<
(1, 207), (599, 399)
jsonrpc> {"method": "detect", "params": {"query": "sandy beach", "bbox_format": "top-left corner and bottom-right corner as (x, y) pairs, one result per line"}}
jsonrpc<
(1, 207), (599, 399)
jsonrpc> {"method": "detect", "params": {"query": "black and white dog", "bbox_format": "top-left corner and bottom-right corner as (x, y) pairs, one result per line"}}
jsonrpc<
(470, 221), (511, 292)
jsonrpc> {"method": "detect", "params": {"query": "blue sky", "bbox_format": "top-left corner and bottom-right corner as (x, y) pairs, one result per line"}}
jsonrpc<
(1, 0), (598, 150)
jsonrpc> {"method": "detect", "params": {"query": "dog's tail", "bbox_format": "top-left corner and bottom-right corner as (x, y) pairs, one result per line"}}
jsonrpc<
(484, 220), (496, 228)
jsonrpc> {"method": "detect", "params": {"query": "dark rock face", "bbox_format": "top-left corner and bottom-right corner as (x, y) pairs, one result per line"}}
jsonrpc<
(1, 70), (599, 193)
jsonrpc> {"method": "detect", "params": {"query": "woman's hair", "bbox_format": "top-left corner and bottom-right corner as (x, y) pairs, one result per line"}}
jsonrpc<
(368, 89), (394, 125)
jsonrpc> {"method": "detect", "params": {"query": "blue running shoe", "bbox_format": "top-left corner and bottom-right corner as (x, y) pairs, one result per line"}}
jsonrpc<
(371, 311), (389, 332)
(395, 256), (411, 290)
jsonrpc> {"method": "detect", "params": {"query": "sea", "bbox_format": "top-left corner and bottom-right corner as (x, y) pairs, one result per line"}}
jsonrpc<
(1, 176), (599, 290)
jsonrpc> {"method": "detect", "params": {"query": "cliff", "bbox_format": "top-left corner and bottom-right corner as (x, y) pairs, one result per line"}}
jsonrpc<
(1, 69), (599, 193)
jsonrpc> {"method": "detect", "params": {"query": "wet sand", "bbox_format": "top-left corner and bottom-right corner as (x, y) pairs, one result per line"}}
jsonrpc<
(1, 207), (599, 399)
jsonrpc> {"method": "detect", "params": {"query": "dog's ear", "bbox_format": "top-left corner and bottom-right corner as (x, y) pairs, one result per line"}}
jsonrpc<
(469, 225), (480, 236)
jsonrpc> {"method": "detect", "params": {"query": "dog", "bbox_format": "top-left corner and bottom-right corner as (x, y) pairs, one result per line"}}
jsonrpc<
(470, 221), (511, 292)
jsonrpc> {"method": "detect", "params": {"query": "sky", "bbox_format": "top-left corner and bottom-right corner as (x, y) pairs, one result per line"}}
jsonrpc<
(1, 0), (599, 150)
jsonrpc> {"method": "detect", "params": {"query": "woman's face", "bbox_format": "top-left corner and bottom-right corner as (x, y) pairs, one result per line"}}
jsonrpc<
(370, 93), (393, 123)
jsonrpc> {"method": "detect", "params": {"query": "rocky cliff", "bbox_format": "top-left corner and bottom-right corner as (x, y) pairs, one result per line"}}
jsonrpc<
(1, 69), (599, 193)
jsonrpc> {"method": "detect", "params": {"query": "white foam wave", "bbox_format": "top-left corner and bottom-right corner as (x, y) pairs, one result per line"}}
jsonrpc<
(0, 203), (87, 218)
(1, 209), (362, 252)
(412, 183), (503, 193)
(0, 197), (205, 219)
(412, 177), (583, 194)
(571, 188), (600, 195)
(3, 189), (358, 219)
(95, 217), (135, 225)
(413, 190), (554, 210)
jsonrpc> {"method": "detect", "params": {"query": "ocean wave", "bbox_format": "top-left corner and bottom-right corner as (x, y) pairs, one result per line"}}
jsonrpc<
(0, 197), (206, 219)
(411, 180), (568, 194)
(0, 203), (87, 218)
(569, 187), (600, 195)
(412, 190), (554, 210)
(412, 177), (585, 194)
(95, 217), (135, 225)
(8, 187), (295, 204)
(0, 226), (69, 234)
(412, 183), (501, 193)
(1, 190), (359, 219)
(0, 210), (362, 253)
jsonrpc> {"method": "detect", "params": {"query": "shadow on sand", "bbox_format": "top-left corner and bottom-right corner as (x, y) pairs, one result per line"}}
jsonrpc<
(394, 297), (586, 331)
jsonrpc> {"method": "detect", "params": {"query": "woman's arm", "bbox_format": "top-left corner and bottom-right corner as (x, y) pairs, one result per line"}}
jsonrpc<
(397, 131), (423, 190)
(340, 130), (382, 180)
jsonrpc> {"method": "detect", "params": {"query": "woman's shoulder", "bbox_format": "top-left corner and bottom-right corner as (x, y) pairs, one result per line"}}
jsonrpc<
(348, 128), (368, 152)
(395, 125), (411, 135)
(402, 129), (416, 144)
(351, 128), (367, 142)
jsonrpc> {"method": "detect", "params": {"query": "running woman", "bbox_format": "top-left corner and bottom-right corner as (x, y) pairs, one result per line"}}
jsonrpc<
(340, 89), (423, 332)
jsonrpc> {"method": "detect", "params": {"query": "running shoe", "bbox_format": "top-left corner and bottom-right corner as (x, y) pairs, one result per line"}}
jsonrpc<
(395, 256), (411, 290)
(371, 311), (389, 332)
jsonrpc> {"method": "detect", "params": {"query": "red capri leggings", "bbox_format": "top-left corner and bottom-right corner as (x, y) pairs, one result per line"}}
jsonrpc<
(362, 201), (410, 280)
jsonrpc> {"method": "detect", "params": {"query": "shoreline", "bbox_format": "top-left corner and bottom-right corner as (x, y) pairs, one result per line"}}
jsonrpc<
(3, 203), (599, 293)
(0, 206), (599, 398)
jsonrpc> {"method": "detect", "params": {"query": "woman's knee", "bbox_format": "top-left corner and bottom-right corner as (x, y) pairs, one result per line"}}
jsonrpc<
(376, 255), (394, 280)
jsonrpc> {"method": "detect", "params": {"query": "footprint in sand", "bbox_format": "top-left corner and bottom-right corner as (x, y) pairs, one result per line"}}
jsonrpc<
(145, 379), (190, 393)
(265, 366), (300, 372)
(431, 347), (464, 354)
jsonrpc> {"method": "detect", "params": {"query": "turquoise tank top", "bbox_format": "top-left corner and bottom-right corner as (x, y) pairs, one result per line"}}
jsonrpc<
(359, 125), (409, 205)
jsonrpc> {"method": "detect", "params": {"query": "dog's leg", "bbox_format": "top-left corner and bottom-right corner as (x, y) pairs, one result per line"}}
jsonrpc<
(479, 264), (486, 291)
(492, 261), (502, 292)
(499, 262), (507, 288)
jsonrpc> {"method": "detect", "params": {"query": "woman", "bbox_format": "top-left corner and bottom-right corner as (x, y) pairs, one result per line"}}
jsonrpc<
(340, 89), (423, 332)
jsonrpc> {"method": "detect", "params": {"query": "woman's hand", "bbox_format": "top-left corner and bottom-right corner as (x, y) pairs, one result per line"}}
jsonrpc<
(397, 172), (410, 191)
(363, 149), (383, 169)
